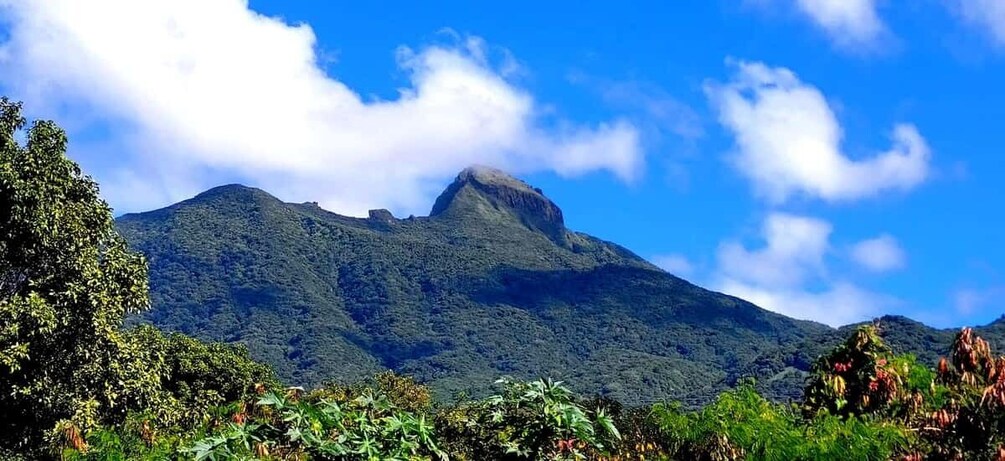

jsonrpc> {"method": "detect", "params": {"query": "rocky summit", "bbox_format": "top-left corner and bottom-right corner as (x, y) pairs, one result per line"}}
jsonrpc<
(430, 166), (567, 244)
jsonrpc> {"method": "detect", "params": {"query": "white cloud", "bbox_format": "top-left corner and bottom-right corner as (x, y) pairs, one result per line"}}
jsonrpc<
(651, 254), (695, 277)
(794, 0), (886, 47)
(588, 78), (703, 141)
(707, 61), (931, 204)
(953, 0), (1005, 47)
(850, 234), (905, 273)
(713, 212), (895, 326)
(717, 213), (831, 288)
(0, 0), (643, 215)
(747, 0), (887, 49)
(720, 279), (892, 327)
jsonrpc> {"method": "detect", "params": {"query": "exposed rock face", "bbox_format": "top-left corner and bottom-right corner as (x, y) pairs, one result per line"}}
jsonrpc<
(368, 209), (395, 224)
(430, 165), (567, 244)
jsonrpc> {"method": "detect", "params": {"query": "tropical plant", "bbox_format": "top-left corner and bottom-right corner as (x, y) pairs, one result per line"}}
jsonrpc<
(919, 327), (1005, 460)
(437, 377), (620, 460)
(181, 382), (447, 460)
(803, 325), (914, 417)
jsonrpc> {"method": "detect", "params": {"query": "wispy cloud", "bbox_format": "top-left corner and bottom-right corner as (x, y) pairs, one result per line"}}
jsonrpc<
(851, 234), (906, 273)
(0, 0), (643, 216)
(706, 60), (931, 204)
(721, 279), (896, 327)
(591, 79), (704, 141)
(717, 213), (831, 288)
(953, 286), (1005, 316)
(950, 0), (1005, 47)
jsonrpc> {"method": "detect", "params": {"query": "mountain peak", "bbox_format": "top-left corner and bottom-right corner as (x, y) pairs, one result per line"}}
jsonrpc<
(456, 165), (539, 193)
(191, 183), (276, 202)
(430, 165), (566, 243)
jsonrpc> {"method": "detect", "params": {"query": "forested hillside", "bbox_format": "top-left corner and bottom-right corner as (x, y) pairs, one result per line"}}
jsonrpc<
(116, 164), (1005, 408)
(116, 166), (839, 406)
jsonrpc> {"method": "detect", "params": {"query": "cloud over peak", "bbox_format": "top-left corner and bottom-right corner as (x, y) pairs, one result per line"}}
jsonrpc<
(0, 0), (643, 216)
(651, 254), (696, 277)
(707, 61), (931, 204)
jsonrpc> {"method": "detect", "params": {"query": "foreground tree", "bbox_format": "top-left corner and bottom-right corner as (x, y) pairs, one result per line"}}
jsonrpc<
(0, 97), (160, 452)
(803, 324), (1005, 460)
(0, 98), (272, 457)
(802, 325), (926, 418)
(924, 327), (1005, 460)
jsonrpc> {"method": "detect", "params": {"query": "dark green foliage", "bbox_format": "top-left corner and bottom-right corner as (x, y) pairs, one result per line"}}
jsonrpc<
(125, 325), (278, 422)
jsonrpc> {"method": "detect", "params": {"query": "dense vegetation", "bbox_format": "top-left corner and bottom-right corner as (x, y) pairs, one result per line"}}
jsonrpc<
(6, 99), (1005, 459)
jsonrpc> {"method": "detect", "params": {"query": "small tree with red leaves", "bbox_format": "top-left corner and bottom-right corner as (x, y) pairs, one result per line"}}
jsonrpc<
(920, 328), (1005, 461)
(803, 325), (911, 417)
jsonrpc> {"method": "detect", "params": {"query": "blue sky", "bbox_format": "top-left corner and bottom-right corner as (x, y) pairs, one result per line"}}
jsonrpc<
(1, 0), (1003, 327)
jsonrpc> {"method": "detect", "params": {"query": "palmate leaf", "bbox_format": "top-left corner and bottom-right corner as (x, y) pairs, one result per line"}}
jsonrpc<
(281, 424), (304, 443)
(182, 436), (228, 461)
(256, 392), (285, 408)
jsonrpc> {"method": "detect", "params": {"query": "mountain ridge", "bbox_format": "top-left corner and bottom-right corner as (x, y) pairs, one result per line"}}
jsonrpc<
(116, 167), (1003, 406)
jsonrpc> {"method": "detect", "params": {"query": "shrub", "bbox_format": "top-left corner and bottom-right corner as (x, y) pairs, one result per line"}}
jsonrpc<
(182, 386), (446, 460)
(437, 377), (620, 460)
(651, 382), (912, 461)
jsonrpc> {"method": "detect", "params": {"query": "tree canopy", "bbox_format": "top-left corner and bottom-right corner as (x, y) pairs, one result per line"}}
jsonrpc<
(0, 96), (157, 449)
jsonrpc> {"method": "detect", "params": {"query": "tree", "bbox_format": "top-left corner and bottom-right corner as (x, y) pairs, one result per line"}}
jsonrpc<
(924, 328), (1005, 460)
(803, 325), (910, 417)
(0, 97), (159, 452)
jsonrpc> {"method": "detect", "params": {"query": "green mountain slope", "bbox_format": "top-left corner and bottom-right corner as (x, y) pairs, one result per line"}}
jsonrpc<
(117, 166), (992, 405)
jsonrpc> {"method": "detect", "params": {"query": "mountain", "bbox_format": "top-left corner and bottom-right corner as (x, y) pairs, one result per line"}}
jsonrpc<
(115, 166), (1002, 406)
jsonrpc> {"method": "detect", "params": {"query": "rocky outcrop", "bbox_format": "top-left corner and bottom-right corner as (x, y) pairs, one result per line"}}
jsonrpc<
(430, 165), (567, 244)
(368, 209), (395, 224)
